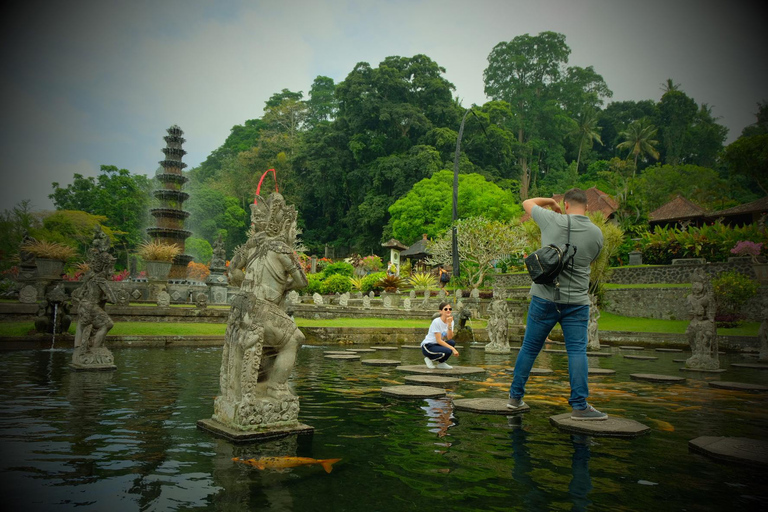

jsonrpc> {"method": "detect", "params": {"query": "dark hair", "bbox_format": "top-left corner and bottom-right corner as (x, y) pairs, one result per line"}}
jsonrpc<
(564, 187), (587, 206)
(438, 301), (451, 311)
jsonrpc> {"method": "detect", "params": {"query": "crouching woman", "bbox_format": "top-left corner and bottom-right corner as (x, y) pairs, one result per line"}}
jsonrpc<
(421, 302), (459, 369)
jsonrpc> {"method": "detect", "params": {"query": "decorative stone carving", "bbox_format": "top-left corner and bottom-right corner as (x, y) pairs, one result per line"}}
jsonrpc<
(34, 283), (72, 335)
(195, 292), (208, 309)
(287, 290), (300, 305)
(383, 295), (392, 309)
(419, 289), (431, 310)
(18, 285), (37, 303)
(114, 288), (131, 307)
(437, 288), (446, 300)
(362, 295), (371, 309)
(403, 298), (412, 310)
(409, 289), (416, 299)
(685, 268), (719, 370)
(211, 233), (227, 270)
(157, 289), (171, 307)
(170, 290), (183, 302)
(485, 291), (510, 354)
(131, 289), (143, 300)
(470, 288), (480, 300)
(368, 291), (375, 299)
(209, 192), (309, 434)
(455, 289), (463, 300)
(339, 292), (350, 307)
(70, 226), (117, 371)
(313, 293), (324, 305)
(354, 291), (363, 299)
(587, 294), (600, 350)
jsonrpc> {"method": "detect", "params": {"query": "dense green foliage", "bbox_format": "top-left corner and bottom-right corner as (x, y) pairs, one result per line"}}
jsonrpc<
(712, 271), (758, 325)
(639, 223), (768, 264)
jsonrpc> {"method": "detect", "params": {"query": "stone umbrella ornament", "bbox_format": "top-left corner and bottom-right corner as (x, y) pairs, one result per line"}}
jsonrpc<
(198, 182), (314, 442)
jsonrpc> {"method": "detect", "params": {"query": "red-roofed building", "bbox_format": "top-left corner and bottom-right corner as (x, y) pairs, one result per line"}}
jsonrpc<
(706, 196), (768, 226)
(648, 195), (707, 228)
(520, 187), (619, 222)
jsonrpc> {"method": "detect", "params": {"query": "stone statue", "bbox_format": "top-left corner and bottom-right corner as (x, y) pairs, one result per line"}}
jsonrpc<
(70, 225), (117, 370)
(313, 293), (324, 305)
(383, 295), (392, 309)
(685, 268), (719, 370)
(195, 292), (208, 309)
(339, 292), (350, 307)
(157, 288), (171, 307)
(470, 288), (480, 300)
(419, 289), (431, 310)
(587, 294), (600, 350)
(114, 288), (131, 307)
(403, 298), (411, 310)
(212, 192), (308, 432)
(287, 290), (300, 305)
(759, 298), (768, 362)
(485, 287), (510, 354)
(362, 295), (371, 309)
(34, 283), (71, 335)
(409, 289), (416, 300)
(211, 233), (227, 270)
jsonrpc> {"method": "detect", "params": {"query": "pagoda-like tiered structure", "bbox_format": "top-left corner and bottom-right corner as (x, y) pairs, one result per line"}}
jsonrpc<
(147, 125), (193, 279)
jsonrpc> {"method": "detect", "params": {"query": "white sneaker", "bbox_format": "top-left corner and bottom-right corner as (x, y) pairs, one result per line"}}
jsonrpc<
(424, 357), (436, 369)
(436, 362), (453, 369)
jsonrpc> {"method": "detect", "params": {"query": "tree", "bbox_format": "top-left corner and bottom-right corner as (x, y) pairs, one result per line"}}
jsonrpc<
(31, 210), (117, 260)
(306, 75), (338, 127)
(570, 108), (603, 171)
(185, 187), (247, 255)
(722, 102), (768, 195)
(658, 87), (697, 165)
(635, 164), (730, 210)
(426, 217), (524, 289)
(616, 119), (660, 169)
(0, 200), (39, 270)
(386, 169), (521, 244)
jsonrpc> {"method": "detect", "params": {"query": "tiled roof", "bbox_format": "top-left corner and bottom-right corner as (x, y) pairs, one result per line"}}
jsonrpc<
(649, 195), (707, 222)
(381, 238), (408, 251)
(401, 235), (431, 258)
(708, 196), (768, 217)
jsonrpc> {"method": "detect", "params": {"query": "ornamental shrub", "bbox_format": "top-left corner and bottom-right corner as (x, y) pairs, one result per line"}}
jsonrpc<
(361, 271), (387, 294)
(712, 271), (758, 326)
(322, 261), (355, 278)
(320, 273), (352, 294)
(303, 273), (324, 295)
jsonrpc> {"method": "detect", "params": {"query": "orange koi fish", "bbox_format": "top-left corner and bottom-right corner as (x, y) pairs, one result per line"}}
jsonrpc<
(232, 456), (341, 473)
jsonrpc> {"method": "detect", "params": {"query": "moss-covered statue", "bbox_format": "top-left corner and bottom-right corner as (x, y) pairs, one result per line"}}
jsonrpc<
(684, 268), (719, 370)
(212, 192), (308, 432)
(70, 225), (117, 370)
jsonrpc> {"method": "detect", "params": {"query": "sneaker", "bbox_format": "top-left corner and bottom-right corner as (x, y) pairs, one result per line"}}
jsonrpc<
(424, 357), (436, 369)
(571, 404), (608, 421)
(506, 397), (527, 410)
(436, 362), (453, 369)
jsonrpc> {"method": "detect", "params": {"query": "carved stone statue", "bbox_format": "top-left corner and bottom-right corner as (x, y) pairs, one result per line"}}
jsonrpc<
(211, 193), (308, 433)
(70, 226), (117, 370)
(34, 283), (72, 335)
(485, 287), (510, 354)
(195, 292), (208, 309)
(211, 233), (227, 270)
(587, 294), (600, 350)
(685, 268), (719, 370)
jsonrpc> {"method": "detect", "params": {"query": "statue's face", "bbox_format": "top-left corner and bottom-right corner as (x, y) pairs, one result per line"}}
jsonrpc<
(692, 282), (703, 294)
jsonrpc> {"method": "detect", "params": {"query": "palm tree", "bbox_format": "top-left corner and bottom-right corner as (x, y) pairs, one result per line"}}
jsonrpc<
(570, 108), (603, 171)
(617, 119), (660, 170)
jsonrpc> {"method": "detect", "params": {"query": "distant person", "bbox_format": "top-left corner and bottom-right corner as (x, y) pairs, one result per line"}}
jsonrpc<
(507, 188), (607, 420)
(438, 265), (450, 291)
(421, 302), (459, 369)
(388, 262), (397, 276)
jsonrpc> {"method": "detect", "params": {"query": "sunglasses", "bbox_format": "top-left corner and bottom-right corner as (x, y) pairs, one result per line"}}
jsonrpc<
(443, 307), (452, 311)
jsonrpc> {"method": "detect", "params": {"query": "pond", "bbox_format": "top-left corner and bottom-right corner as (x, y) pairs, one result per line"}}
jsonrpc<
(1, 343), (767, 511)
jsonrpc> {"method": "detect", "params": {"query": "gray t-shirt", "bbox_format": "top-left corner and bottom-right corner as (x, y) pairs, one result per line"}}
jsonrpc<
(529, 205), (603, 305)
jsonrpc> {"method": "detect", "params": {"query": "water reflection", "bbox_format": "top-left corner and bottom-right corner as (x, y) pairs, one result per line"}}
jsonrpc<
(569, 435), (593, 512)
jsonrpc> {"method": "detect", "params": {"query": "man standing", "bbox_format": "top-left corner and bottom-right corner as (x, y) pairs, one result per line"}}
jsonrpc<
(508, 188), (607, 420)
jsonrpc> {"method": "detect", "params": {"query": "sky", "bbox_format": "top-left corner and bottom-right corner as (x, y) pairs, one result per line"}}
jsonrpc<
(1, 0), (766, 213)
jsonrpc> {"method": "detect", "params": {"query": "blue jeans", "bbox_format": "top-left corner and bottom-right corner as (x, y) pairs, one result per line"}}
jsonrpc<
(509, 296), (590, 409)
(422, 339), (456, 363)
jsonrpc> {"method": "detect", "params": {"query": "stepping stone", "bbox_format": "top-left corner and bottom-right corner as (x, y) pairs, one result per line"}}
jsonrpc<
(588, 368), (616, 375)
(689, 436), (768, 467)
(549, 413), (650, 438)
(405, 375), (461, 387)
(346, 348), (376, 353)
(731, 363), (768, 370)
(325, 351), (354, 355)
(361, 358), (401, 366)
(371, 346), (398, 351)
(630, 373), (686, 383)
(679, 367), (727, 373)
(505, 367), (554, 375)
(587, 352), (612, 357)
(395, 365), (486, 376)
(655, 348), (684, 353)
(673, 359), (687, 363)
(543, 349), (567, 354)
(381, 385), (445, 399)
(324, 354), (360, 360)
(453, 398), (529, 415)
(469, 345), (486, 350)
(708, 381), (768, 392)
(623, 355), (658, 361)
(400, 345), (421, 349)
(619, 346), (644, 350)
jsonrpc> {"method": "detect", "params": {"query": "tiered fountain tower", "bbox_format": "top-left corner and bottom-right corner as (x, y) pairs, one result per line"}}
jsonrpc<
(147, 125), (193, 279)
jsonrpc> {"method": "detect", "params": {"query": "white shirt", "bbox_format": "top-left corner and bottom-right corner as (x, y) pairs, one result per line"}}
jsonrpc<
(420, 317), (454, 346)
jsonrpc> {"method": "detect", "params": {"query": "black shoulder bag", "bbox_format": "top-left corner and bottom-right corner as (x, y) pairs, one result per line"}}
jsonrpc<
(524, 215), (577, 299)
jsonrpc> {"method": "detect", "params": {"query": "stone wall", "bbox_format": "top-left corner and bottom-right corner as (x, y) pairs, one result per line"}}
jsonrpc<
(608, 261), (757, 284)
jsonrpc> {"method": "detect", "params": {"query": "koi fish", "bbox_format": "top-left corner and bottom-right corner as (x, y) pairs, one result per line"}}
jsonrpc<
(646, 418), (675, 432)
(232, 456), (341, 473)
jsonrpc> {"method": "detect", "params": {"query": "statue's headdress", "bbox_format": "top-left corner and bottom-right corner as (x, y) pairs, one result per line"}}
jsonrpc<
(250, 193), (297, 241)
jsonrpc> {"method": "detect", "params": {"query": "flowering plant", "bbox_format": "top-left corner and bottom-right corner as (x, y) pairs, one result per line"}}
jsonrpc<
(730, 241), (764, 263)
(360, 255), (383, 272)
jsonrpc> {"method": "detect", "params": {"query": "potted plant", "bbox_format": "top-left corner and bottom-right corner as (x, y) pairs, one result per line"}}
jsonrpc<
(138, 241), (181, 281)
(730, 241), (767, 284)
(20, 240), (77, 279)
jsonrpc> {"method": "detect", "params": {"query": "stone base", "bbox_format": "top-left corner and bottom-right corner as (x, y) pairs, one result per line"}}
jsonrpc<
(630, 373), (686, 383)
(708, 381), (768, 392)
(69, 362), (117, 372)
(679, 367), (727, 373)
(361, 358), (401, 366)
(588, 368), (616, 375)
(731, 363), (768, 370)
(395, 365), (485, 375)
(370, 346), (398, 351)
(689, 436), (768, 467)
(453, 398), (529, 415)
(404, 375), (461, 387)
(549, 413), (650, 438)
(381, 385), (446, 399)
(197, 418), (314, 444)
(70, 346), (116, 371)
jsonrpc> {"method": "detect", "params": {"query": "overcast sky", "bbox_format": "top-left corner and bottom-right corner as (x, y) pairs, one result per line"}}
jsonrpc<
(1, 0), (765, 213)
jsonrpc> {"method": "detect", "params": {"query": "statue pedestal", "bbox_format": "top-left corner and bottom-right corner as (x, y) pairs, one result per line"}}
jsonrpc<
(197, 418), (314, 443)
(69, 347), (117, 371)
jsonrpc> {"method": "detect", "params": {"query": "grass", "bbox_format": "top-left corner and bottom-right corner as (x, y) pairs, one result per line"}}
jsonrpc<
(597, 311), (759, 337)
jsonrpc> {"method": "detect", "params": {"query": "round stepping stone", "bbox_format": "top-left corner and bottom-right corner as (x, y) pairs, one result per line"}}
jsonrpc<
(708, 381), (768, 392)
(630, 373), (686, 383)
(346, 348), (376, 353)
(400, 345), (421, 349)
(673, 359), (687, 363)
(453, 398), (529, 415)
(655, 348), (683, 353)
(549, 413), (650, 438)
(588, 368), (616, 375)
(405, 375), (461, 387)
(381, 385), (445, 399)
(679, 367), (726, 373)
(325, 350), (353, 355)
(623, 355), (658, 360)
(324, 354), (360, 360)
(587, 352), (613, 357)
(395, 365), (486, 375)
(361, 358), (401, 366)
(619, 346), (644, 350)
(730, 363), (768, 370)
(689, 436), (768, 467)
(371, 346), (398, 351)
(469, 345), (486, 350)
(505, 367), (554, 375)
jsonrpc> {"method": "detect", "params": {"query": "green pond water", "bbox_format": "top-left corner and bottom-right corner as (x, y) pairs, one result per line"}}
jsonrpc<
(1, 343), (767, 511)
